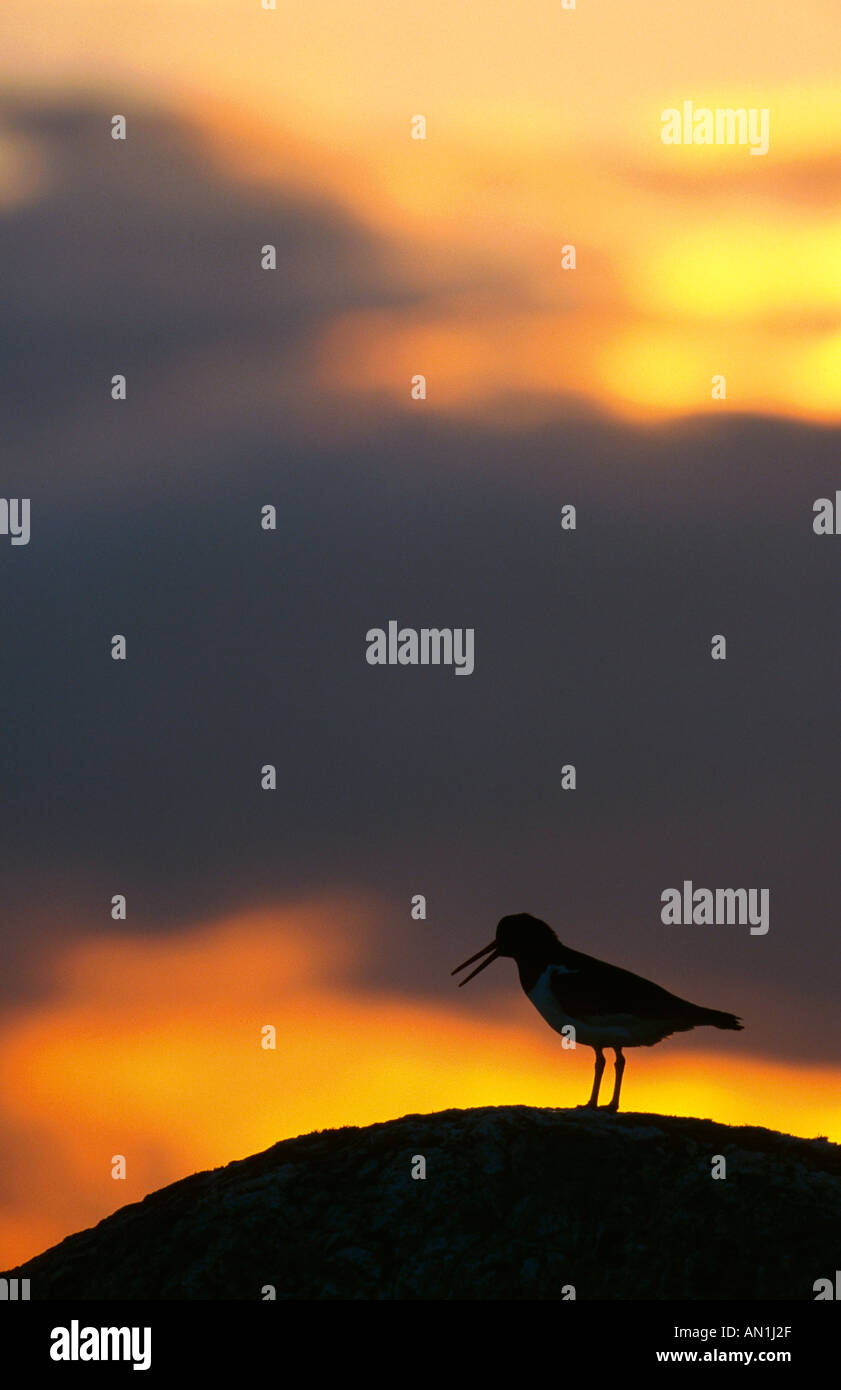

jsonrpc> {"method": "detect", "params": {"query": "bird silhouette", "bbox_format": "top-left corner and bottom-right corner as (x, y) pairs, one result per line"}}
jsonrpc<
(452, 913), (743, 1111)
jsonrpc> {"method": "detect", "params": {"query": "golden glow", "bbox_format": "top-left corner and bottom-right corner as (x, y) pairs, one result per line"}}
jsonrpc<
(786, 328), (841, 420)
(0, 901), (838, 1268)
(632, 224), (841, 324)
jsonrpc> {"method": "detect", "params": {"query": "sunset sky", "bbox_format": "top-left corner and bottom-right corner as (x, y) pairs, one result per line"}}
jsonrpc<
(1, 1), (841, 1269)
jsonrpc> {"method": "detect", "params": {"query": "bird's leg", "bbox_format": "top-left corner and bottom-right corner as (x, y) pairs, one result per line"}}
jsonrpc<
(582, 1046), (605, 1108)
(602, 1047), (625, 1112)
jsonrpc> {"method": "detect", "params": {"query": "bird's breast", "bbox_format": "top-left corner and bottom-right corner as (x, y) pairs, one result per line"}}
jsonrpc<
(526, 967), (667, 1048)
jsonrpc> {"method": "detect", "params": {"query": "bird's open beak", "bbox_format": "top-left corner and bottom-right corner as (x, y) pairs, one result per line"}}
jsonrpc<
(451, 940), (499, 986)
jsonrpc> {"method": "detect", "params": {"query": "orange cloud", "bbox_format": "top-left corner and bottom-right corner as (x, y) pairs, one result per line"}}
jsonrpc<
(8, 22), (841, 429)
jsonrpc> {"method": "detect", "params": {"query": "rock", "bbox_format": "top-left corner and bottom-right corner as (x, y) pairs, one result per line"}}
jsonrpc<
(5, 1107), (839, 1299)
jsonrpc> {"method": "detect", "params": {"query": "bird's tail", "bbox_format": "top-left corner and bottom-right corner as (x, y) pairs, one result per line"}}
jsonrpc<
(700, 1007), (743, 1031)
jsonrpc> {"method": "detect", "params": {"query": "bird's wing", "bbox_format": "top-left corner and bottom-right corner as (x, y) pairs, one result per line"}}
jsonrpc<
(549, 957), (705, 1023)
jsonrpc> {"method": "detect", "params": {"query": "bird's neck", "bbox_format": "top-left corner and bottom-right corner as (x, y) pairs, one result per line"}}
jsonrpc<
(516, 957), (544, 994)
(515, 943), (571, 994)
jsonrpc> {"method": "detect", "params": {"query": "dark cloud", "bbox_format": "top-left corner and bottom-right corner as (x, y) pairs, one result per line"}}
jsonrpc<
(0, 100), (839, 1068)
(0, 97), (428, 477)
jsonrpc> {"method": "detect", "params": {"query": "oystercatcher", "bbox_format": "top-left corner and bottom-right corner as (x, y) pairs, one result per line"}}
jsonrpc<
(451, 913), (743, 1111)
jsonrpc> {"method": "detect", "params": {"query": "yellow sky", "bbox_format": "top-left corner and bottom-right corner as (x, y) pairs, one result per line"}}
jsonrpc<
(2, 1), (841, 422)
(4, 1), (841, 132)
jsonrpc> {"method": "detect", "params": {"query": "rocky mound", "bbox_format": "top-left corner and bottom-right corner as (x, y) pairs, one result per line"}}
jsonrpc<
(6, 1107), (839, 1299)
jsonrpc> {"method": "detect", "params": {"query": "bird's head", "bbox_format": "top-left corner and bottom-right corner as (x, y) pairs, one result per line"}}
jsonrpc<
(451, 913), (560, 986)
